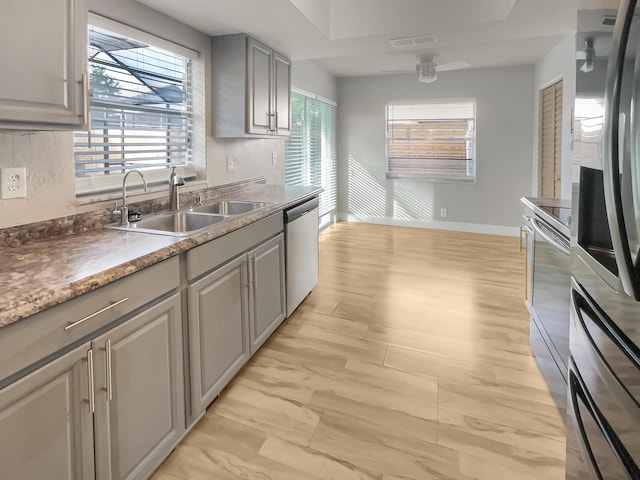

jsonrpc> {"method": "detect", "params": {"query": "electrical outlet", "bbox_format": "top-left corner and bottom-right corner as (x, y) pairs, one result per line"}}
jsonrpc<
(226, 156), (237, 171)
(1, 167), (27, 199)
(440, 208), (447, 218)
(272, 151), (278, 165)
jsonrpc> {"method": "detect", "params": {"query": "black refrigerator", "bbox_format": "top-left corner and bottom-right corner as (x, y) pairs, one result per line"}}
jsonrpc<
(569, 0), (640, 478)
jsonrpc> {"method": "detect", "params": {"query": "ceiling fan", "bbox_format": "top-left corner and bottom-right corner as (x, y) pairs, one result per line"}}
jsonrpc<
(384, 54), (470, 83)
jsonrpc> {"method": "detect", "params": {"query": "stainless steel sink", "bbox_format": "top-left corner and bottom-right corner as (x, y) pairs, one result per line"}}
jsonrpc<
(107, 211), (229, 236)
(189, 200), (269, 216)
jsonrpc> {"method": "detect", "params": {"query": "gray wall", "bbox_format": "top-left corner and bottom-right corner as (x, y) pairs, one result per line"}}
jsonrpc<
(336, 65), (535, 235)
(291, 60), (338, 102)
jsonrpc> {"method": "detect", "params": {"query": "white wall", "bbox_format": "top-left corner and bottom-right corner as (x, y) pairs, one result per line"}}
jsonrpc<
(336, 66), (535, 235)
(291, 60), (338, 102)
(0, 0), (287, 228)
(533, 35), (577, 200)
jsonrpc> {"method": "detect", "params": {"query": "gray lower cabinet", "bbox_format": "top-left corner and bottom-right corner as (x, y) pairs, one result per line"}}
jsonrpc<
(249, 234), (286, 353)
(0, 342), (95, 480)
(0, 257), (184, 480)
(188, 254), (251, 415)
(187, 228), (286, 418)
(93, 293), (185, 480)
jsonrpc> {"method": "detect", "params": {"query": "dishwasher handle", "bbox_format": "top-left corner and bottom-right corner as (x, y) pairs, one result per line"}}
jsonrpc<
(284, 197), (319, 223)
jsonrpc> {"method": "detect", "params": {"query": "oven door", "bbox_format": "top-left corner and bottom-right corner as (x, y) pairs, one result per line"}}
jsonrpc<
(566, 280), (640, 479)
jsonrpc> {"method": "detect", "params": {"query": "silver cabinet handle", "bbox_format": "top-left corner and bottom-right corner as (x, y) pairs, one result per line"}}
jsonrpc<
(520, 225), (534, 252)
(87, 349), (95, 414)
(81, 72), (89, 129)
(105, 339), (113, 401)
(249, 254), (256, 286)
(64, 297), (128, 331)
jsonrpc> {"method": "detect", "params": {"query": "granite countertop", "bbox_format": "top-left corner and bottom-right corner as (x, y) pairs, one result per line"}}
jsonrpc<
(0, 184), (321, 329)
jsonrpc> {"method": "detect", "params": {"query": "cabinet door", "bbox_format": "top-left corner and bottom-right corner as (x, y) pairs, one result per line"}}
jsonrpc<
(273, 52), (291, 136)
(0, 342), (94, 480)
(93, 293), (185, 480)
(0, 0), (87, 128)
(249, 234), (286, 353)
(188, 256), (250, 417)
(247, 37), (273, 135)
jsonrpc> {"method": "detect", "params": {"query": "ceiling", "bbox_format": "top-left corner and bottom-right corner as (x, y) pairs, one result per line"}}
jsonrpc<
(133, 0), (602, 77)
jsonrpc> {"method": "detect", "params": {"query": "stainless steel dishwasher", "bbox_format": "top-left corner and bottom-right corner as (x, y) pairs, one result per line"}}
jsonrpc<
(284, 197), (319, 317)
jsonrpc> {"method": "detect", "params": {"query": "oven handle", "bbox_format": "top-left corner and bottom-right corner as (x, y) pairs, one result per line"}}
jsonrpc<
(602, 0), (639, 299)
(568, 364), (640, 479)
(531, 217), (570, 255)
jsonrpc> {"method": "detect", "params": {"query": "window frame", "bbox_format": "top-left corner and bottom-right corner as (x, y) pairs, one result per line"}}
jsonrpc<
(74, 13), (199, 198)
(385, 98), (477, 183)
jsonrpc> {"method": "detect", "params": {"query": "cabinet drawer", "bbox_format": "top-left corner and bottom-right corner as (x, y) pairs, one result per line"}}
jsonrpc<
(186, 213), (283, 282)
(0, 256), (180, 386)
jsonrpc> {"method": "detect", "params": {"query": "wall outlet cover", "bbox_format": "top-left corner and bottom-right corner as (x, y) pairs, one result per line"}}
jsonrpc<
(1, 167), (27, 199)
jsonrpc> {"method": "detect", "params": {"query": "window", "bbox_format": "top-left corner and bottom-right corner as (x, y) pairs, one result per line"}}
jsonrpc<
(386, 99), (476, 182)
(285, 90), (337, 219)
(74, 20), (195, 196)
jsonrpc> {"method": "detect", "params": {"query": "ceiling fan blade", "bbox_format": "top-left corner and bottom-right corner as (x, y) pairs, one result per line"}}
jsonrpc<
(381, 69), (415, 73)
(435, 61), (470, 72)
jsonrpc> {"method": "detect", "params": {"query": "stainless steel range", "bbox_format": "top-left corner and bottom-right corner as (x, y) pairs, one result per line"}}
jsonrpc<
(521, 198), (572, 421)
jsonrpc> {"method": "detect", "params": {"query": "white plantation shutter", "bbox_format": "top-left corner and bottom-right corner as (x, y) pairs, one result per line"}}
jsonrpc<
(285, 91), (337, 217)
(74, 23), (193, 193)
(386, 99), (476, 181)
(539, 80), (563, 199)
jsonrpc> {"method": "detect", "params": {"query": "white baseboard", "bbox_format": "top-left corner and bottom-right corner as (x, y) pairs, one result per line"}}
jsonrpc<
(336, 213), (519, 237)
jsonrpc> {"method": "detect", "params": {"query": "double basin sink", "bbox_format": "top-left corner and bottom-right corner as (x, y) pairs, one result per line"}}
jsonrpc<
(108, 200), (270, 236)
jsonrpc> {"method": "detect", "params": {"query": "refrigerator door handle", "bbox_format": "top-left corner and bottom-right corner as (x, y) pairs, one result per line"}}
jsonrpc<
(602, 0), (640, 299)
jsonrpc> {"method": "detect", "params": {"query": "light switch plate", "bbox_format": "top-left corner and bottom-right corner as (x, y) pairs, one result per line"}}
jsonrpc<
(1, 167), (27, 199)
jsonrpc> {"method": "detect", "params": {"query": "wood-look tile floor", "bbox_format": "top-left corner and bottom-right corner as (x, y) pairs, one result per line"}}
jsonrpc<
(151, 222), (566, 480)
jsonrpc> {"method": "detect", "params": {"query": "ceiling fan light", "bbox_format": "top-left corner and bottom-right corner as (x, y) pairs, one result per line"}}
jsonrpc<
(580, 39), (595, 73)
(417, 62), (437, 83)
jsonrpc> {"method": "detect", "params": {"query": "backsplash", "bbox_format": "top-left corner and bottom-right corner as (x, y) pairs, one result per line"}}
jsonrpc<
(0, 177), (266, 248)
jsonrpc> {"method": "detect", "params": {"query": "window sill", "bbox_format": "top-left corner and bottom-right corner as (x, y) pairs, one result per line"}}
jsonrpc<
(386, 173), (476, 184)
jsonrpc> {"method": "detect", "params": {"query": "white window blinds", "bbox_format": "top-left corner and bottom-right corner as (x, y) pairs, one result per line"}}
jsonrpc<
(285, 91), (337, 217)
(386, 100), (476, 181)
(74, 25), (192, 192)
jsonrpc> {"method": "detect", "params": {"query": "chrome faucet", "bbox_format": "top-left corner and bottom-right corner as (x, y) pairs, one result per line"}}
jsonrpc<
(169, 167), (185, 210)
(117, 170), (148, 225)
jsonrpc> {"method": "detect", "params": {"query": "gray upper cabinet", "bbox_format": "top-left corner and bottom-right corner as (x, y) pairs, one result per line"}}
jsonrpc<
(0, 342), (95, 480)
(211, 33), (291, 137)
(249, 233), (286, 353)
(273, 52), (291, 135)
(93, 293), (185, 480)
(0, 0), (88, 129)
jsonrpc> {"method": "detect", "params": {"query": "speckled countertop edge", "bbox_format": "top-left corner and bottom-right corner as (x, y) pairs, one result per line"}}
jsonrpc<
(0, 184), (322, 329)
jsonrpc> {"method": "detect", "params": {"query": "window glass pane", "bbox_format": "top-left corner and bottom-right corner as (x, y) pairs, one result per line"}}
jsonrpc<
(74, 26), (192, 185)
(386, 99), (476, 181)
(285, 91), (337, 217)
